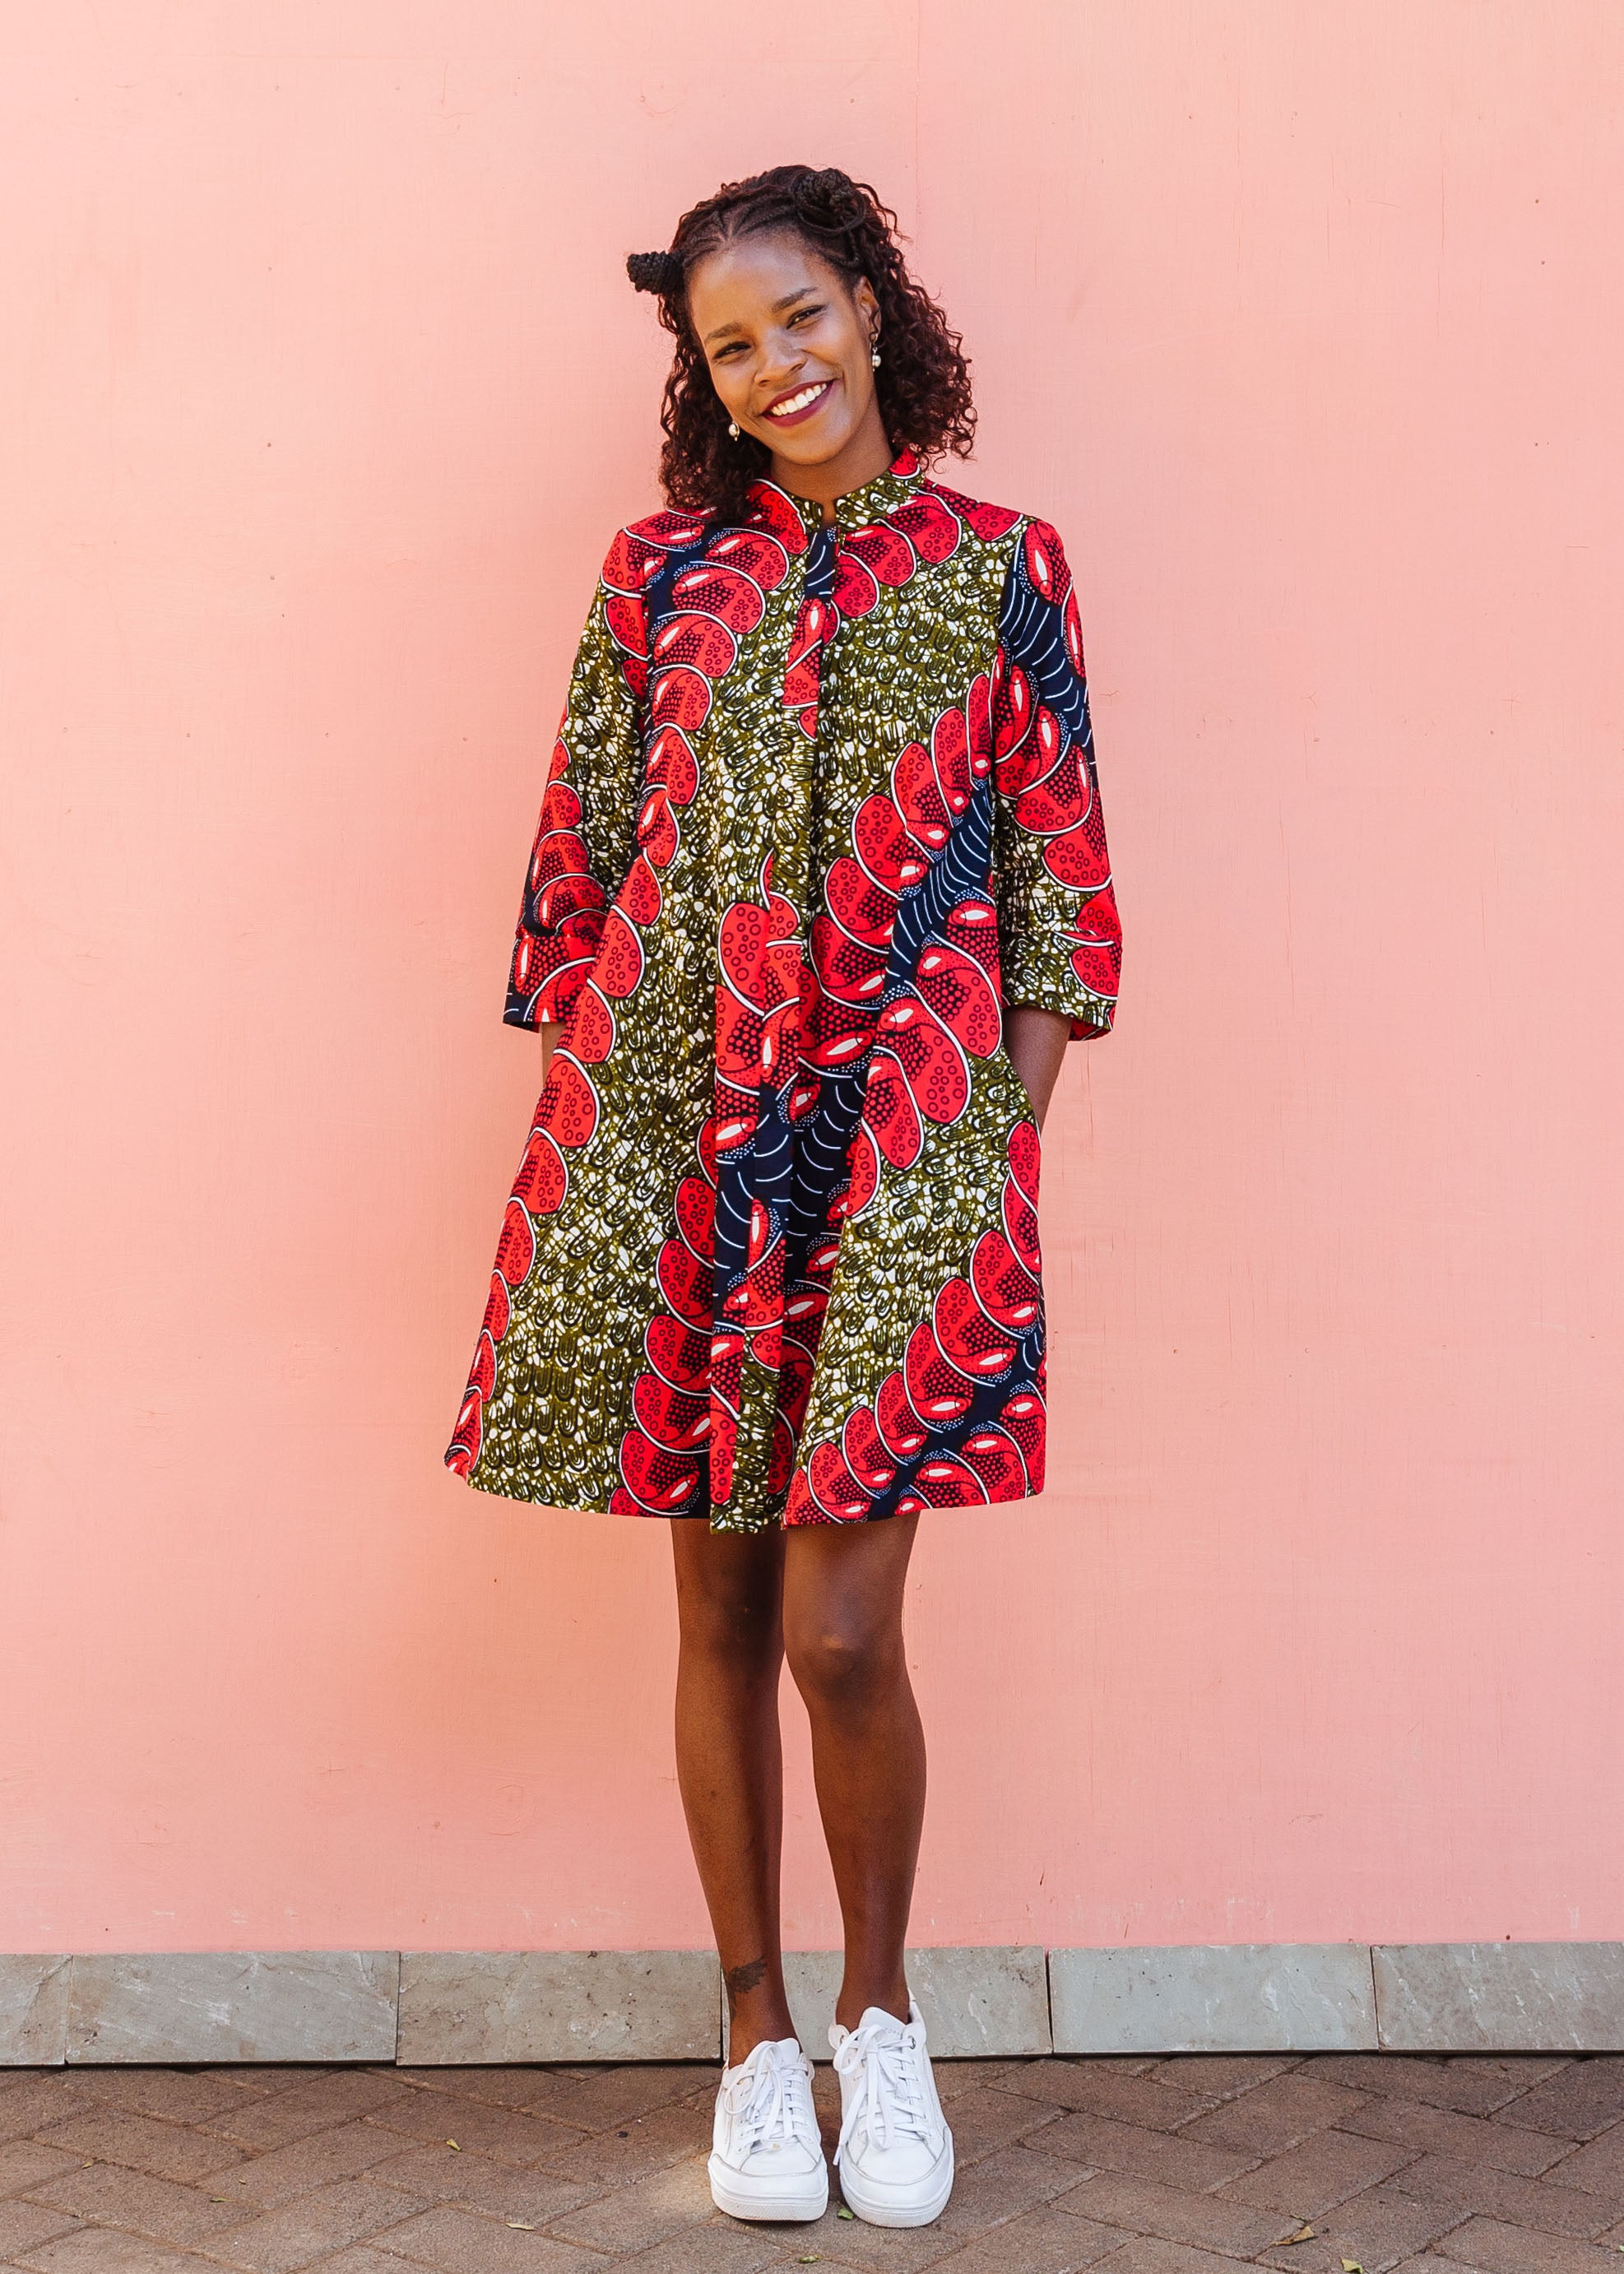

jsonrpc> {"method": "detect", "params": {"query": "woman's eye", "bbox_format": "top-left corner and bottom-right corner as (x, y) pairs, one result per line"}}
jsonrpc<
(790, 305), (824, 325)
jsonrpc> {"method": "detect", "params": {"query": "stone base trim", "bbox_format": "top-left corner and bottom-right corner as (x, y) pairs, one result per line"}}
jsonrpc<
(1049, 1942), (1378, 2055)
(0, 1956), (70, 2065)
(67, 1951), (400, 2066)
(742, 1946), (1052, 2060)
(399, 1950), (718, 2065)
(4, 1943), (1622, 2064)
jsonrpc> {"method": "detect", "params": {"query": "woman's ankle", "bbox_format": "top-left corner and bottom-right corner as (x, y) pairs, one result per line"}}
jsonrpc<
(833, 1970), (910, 2033)
(722, 1953), (797, 2064)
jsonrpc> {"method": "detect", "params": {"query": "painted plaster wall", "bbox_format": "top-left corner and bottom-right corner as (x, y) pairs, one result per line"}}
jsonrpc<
(2, 1), (1620, 1951)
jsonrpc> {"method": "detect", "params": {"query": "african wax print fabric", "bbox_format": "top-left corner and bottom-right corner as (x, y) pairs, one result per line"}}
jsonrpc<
(446, 448), (1122, 1532)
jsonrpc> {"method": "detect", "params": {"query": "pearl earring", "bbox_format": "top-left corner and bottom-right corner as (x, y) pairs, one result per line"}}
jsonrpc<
(871, 346), (882, 368)
(727, 419), (740, 439)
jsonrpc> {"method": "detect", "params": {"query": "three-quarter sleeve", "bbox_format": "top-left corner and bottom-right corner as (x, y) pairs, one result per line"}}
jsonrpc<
(990, 519), (1122, 1039)
(503, 545), (648, 1030)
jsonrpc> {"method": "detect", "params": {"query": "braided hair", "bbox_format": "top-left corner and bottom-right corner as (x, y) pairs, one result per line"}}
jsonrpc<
(625, 164), (975, 527)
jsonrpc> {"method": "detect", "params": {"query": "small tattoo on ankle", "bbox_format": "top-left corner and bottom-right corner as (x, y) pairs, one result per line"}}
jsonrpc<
(724, 1956), (768, 2012)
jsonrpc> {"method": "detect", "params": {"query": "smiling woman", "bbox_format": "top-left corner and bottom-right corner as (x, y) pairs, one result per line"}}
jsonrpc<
(699, 242), (889, 481)
(631, 165), (976, 530)
(446, 162), (1122, 2233)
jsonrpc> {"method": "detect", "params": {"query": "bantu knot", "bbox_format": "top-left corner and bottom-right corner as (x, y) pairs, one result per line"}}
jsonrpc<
(793, 168), (864, 225)
(627, 249), (682, 295)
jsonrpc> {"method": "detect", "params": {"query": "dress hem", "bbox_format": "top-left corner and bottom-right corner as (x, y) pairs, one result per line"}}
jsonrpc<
(446, 1452), (1041, 1529)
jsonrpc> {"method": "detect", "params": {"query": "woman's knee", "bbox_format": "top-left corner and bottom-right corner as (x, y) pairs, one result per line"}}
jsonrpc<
(671, 1533), (784, 1670)
(679, 1590), (782, 1672)
(784, 1613), (900, 1711)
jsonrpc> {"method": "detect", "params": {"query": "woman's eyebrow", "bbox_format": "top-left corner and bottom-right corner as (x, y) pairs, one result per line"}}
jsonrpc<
(703, 288), (819, 346)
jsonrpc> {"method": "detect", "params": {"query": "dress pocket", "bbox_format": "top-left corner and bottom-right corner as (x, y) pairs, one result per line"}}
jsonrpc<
(1004, 1050), (1037, 1125)
(991, 1038), (1042, 1160)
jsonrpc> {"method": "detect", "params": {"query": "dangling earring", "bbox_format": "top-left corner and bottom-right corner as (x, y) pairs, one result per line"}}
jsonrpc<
(870, 344), (882, 368)
(727, 419), (740, 440)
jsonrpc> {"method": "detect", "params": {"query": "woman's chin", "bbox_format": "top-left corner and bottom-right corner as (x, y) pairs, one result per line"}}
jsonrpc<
(763, 417), (860, 470)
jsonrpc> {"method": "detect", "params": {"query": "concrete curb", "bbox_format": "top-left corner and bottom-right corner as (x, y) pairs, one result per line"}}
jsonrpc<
(4, 1943), (1622, 2064)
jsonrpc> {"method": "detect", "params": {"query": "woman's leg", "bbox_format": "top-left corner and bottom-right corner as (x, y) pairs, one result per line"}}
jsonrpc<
(782, 1514), (925, 2033)
(669, 1520), (798, 2063)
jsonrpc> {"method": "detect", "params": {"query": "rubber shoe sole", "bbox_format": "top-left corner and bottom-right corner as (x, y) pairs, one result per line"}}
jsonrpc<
(837, 2137), (954, 2228)
(708, 2151), (828, 2223)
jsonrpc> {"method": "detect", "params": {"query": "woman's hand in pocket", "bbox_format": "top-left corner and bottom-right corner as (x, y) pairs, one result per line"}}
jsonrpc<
(1003, 1005), (1070, 1130)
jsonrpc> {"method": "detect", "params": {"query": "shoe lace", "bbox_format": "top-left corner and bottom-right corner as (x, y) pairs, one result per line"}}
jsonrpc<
(833, 2016), (944, 2160)
(723, 2040), (813, 2153)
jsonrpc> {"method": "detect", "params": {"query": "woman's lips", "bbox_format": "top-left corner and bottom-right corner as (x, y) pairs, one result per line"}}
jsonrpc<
(762, 376), (837, 428)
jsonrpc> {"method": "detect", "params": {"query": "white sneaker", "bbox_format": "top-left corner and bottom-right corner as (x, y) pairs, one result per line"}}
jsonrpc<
(830, 1999), (954, 2226)
(708, 2035), (828, 2222)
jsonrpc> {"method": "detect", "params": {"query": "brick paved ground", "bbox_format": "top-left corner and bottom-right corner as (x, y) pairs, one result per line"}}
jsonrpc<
(4, 2050), (1624, 2272)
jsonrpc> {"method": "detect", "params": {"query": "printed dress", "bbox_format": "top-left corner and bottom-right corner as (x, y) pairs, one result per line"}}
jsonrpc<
(446, 447), (1122, 1533)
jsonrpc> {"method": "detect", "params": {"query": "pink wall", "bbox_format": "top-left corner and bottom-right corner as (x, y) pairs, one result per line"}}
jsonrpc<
(3, 2), (1622, 1956)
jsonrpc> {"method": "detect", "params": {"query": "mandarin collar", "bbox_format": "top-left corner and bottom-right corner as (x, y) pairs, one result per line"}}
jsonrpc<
(749, 447), (924, 539)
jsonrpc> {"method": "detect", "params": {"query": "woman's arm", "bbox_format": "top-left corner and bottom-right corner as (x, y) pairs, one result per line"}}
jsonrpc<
(986, 517), (1122, 1135)
(540, 1022), (559, 1083)
(503, 537), (649, 1036)
(1003, 1004), (1071, 1130)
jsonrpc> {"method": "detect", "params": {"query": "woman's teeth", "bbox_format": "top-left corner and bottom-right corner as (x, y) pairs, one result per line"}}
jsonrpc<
(767, 381), (831, 418)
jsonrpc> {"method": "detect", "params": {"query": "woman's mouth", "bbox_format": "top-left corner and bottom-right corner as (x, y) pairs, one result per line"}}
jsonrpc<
(763, 377), (837, 427)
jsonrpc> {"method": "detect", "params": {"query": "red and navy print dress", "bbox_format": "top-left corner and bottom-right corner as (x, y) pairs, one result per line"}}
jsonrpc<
(446, 448), (1122, 1533)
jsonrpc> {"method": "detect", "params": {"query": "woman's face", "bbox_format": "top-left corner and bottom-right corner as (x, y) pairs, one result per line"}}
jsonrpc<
(687, 233), (885, 476)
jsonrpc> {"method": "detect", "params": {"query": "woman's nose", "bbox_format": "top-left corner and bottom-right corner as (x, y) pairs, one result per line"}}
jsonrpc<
(756, 334), (808, 388)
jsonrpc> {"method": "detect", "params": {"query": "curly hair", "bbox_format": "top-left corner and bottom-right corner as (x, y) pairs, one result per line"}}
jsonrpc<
(625, 164), (975, 527)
